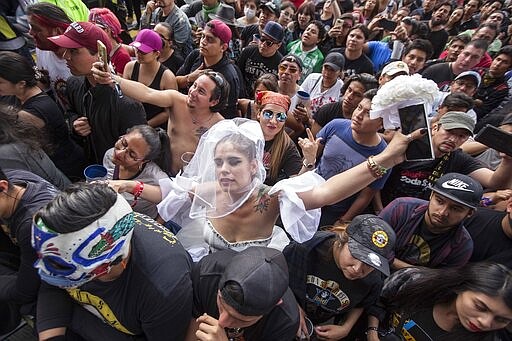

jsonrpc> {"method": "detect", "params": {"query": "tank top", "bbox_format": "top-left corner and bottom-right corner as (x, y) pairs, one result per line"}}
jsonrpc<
(130, 62), (167, 123)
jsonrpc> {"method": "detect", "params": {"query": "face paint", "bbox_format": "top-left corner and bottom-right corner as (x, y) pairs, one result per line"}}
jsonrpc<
(32, 194), (134, 288)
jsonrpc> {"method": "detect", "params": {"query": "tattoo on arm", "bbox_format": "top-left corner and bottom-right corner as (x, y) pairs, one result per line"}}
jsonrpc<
(253, 187), (272, 213)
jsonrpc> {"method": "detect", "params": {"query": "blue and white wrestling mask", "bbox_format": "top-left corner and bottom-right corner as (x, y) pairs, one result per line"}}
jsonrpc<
(31, 194), (134, 289)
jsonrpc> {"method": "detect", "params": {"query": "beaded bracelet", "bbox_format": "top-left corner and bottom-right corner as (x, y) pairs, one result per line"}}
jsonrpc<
(367, 156), (388, 178)
(131, 181), (144, 208)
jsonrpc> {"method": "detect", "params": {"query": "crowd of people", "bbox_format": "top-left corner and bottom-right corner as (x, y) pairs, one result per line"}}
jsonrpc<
(2, 0), (512, 339)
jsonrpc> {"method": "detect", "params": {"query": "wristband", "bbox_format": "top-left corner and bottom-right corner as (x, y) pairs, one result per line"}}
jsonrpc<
(303, 159), (315, 169)
(481, 196), (493, 207)
(131, 181), (144, 207)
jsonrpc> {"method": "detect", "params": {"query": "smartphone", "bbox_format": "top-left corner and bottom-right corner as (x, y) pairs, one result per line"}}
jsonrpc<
(398, 103), (435, 161)
(474, 124), (512, 157)
(335, 18), (345, 28)
(97, 40), (109, 72)
(377, 18), (397, 31)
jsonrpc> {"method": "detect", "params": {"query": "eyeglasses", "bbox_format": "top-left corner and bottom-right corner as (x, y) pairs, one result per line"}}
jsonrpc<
(116, 136), (144, 162)
(260, 37), (277, 47)
(454, 79), (476, 89)
(279, 64), (299, 74)
(262, 109), (287, 122)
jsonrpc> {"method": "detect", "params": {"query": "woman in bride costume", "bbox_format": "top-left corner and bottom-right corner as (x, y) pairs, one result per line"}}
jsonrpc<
(109, 92), (423, 260)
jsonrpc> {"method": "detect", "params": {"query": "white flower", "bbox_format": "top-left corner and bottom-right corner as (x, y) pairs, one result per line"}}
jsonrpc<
(370, 74), (440, 129)
(372, 74), (439, 110)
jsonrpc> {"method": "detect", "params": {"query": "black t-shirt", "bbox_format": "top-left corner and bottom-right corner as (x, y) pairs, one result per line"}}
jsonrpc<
(331, 48), (374, 77)
(304, 238), (382, 324)
(314, 101), (344, 127)
(177, 50), (244, 118)
(465, 208), (512, 263)
(427, 29), (449, 59)
(380, 149), (484, 206)
(240, 24), (260, 47)
(392, 308), (449, 341)
(0, 169), (58, 304)
(421, 62), (454, 91)
(192, 249), (300, 341)
(161, 51), (185, 75)
(237, 45), (282, 98)
(36, 214), (193, 340)
(263, 138), (302, 186)
(396, 219), (462, 267)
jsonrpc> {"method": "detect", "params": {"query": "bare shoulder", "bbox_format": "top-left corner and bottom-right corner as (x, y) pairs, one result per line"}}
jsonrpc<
(252, 184), (279, 214)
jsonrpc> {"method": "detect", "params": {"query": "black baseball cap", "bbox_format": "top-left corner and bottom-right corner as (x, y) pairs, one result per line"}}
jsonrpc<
(347, 214), (396, 276)
(429, 173), (483, 209)
(219, 247), (289, 316)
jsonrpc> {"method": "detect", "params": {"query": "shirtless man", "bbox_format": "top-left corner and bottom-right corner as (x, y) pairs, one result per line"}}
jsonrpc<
(94, 67), (228, 175)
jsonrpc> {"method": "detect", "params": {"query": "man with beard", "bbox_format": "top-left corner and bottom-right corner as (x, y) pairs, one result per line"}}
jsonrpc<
(379, 173), (482, 269)
(379, 111), (512, 206)
(140, 0), (193, 56)
(422, 39), (488, 91)
(93, 65), (228, 176)
(425, 1), (451, 58)
(26, 2), (72, 111)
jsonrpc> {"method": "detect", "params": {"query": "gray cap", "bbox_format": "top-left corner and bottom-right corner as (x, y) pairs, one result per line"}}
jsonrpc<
(439, 111), (475, 135)
(323, 52), (345, 71)
(347, 214), (396, 276)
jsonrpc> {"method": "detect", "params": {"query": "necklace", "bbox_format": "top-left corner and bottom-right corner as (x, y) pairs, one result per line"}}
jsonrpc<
(191, 112), (214, 126)
(9, 186), (24, 218)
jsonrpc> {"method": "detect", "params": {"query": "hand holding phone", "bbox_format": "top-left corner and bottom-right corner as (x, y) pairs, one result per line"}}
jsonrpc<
(97, 40), (109, 72)
(475, 124), (512, 157)
(377, 18), (398, 31)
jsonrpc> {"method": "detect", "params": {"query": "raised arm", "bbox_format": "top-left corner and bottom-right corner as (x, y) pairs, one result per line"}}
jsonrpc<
(91, 61), (178, 108)
(300, 129), (426, 210)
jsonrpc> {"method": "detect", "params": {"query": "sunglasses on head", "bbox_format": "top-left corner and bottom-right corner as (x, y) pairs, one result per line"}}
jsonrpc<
(204, 70), (225, 87)
(262, 109), (287, 122)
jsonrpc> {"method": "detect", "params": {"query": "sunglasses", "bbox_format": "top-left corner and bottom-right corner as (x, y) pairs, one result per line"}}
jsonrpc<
(278, 64), (299, 74)
(262, 109), (287, 122)
(260, 37), (277, 47)
(205, 70), (225, 87)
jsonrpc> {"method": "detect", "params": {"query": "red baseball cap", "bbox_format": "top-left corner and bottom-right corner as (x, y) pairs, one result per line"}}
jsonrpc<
(205, 19), (232, 45)
(48, 22), (112, 54)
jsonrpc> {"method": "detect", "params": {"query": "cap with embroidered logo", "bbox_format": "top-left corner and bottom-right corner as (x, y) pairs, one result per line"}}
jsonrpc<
(430, 173), (483, 209)
(48, 21), (112, 54)
(381, 61), (409, 76)
(346, 214), (396, 276)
